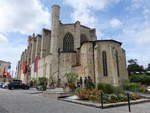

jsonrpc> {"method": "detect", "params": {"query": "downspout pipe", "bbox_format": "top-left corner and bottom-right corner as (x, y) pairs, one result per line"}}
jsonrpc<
(92, 41), (96, 83)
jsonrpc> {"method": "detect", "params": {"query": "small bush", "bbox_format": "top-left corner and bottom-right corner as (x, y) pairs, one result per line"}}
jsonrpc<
(85, 81), (95, 89)
(130, 93), (141, 100)
(88, 89), (102, 102)
(38, 77), (47, 86)
(76, 88), (102, 101)
(122, 81), (142, 92)
(117, 93), (128, 101)
(108, 94), (119, 103)
(139, 85), (147, 92)
(113, 87), (124, 94)
(97, 83), (123, 94)
(75, 88), (90, 100)
(37, 77), (48, 91)
(129, 74), (150, 85)
(65, 73), (78, 83)
(97, 83), (113, 94)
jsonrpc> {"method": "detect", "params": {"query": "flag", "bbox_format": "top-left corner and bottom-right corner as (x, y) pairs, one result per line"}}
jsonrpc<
(6, 72), (10, 76)
(8, 65), (11, 70)
(2, 67), (5, 76)
(20, 61), (22, 72)
(23, 60), (27, 74)
(34, 56), (38, 72)
(7, 65), (11, 76)
(12, 70), (14, 78)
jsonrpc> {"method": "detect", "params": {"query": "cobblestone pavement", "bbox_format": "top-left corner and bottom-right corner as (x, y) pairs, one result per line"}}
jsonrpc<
(0, 88), (150, 113)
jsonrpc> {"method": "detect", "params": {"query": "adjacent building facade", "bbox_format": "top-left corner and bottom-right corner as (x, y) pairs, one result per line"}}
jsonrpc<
(17, 5), (128, 86)
(0, 60), (11, 82)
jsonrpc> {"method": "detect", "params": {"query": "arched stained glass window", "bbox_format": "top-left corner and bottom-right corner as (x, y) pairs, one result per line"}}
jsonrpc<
(116, 50), (120, 77)
(63, 33), (74, 52)
(102, 51), (108, 76)
(80, 34), (87, 44)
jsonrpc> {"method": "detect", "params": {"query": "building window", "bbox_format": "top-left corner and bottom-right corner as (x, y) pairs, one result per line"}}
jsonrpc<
(80, 34), (87, 44)
(63, 33), (74, 52)
(116, 50), (120, 77)
(102, 51), (108, 76)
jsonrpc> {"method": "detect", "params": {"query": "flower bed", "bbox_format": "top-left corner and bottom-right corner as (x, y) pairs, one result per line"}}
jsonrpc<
(75, 88), (141, 104)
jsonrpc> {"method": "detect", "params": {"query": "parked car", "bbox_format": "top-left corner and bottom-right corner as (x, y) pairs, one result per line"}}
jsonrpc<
(0, 82), (4, 88)
(8, 80), (29, 90)
(147, 86), (150, 92)
(2, 82), (9, 88)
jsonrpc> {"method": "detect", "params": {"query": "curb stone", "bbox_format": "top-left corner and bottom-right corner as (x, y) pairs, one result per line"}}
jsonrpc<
(58, 98), (150, 109)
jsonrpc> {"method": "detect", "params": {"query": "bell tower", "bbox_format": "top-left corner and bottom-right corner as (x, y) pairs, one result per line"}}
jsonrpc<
(50, 5), (60, 54)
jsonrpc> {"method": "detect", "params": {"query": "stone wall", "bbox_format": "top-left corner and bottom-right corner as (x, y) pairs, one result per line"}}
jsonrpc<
(79, 43), (95, 81)
(41, 29), (51, 58)
(35, 35), (42, 59)
(94, 41), (128, 86)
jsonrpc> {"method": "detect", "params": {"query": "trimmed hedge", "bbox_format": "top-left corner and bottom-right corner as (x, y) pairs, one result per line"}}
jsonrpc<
(129, 74), (150, 85)
(97, 83), (123, 94)
(122, 81), (146, 92)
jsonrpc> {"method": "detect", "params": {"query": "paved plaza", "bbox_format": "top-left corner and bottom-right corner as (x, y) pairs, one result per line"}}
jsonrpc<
(0, 88), (149, 113)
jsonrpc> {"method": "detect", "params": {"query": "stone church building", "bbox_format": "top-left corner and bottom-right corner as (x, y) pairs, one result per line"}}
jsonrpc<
(17, 5), (128, 86)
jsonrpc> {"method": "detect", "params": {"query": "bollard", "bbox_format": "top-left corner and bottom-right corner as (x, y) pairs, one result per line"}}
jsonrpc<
(127, 93), (131, 112)
(100, 92), (104, 109)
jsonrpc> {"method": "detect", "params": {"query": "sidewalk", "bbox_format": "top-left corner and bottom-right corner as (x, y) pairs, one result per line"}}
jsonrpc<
(136, 92), (150, 98)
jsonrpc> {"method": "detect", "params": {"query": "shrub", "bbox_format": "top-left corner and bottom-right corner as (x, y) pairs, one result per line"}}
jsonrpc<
(38, 77), (48, 86)
(76, 88), (90, 100)
(130, 93), (141, 100)
(139, 85), (147, 92)
(117, 93), (128, 102)
(37, 77), (48, 91)
(85, 80), (95, 89)
(65, 73), (78, 91)
(65, 73), (78, 83)
(97, 83), (123, 94)
(108, 94), (119, 103)
(122, 81), (142, 92)
(129, 74), (150, 85)
(113, 87), (124, 94)
(88, 89), (102, 102)
(76, 88), (102, 101)
(67, 82), (76, 89)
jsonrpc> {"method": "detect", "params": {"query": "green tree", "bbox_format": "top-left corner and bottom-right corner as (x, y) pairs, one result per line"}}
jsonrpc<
(65, 73), (78, 91)
(37, 77), (48, 91)
(146, 63), (150, 71)
(65, 73), (78, 83)
(127, 59), (144, 74)
(38, 77), (48, 85)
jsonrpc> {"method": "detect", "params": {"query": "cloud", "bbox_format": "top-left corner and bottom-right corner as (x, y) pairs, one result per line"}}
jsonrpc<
(0, 0), (51, 74)
(0, 0), (50, 35)
(110, 18), (122, 28)
(0, 34), (8, 44)
(114, 16), (150, 67)
(0, 37), (26, 76)
(64, 0), (120, 27)
(135, 28), (150, 45)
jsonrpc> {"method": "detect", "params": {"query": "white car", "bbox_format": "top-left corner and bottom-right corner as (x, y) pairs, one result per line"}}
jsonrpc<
(2, 82), (9, 88)
(147, 86), (150, 92)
